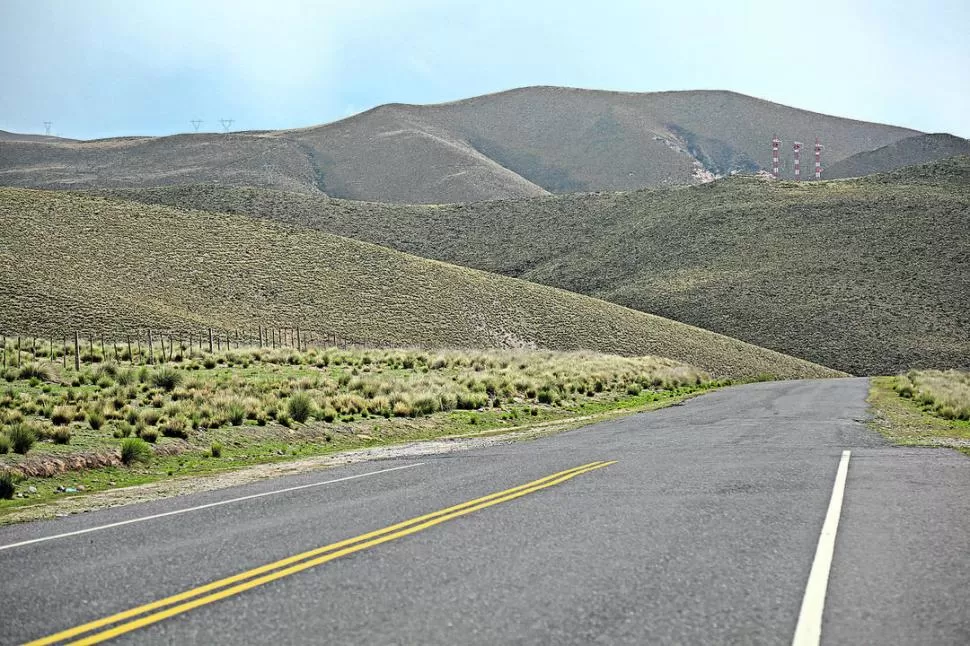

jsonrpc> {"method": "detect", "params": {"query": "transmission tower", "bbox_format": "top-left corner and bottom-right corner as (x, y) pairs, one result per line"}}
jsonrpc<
(190, 119), (203, 132)
(219, 118), (234, 141)
(43, 121), (52, 136)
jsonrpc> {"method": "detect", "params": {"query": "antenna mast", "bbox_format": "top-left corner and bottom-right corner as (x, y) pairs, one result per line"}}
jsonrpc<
(814, 137), (823, 180)
(793, 141), (803, 181)
(43, 121), (52, 136)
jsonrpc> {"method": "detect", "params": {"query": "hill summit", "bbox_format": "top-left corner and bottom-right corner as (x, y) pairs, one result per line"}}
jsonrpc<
(0, 87), (926, 203)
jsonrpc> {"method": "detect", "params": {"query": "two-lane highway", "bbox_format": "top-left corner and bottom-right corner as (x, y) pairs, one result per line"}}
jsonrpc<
(2, 378), (968, 644)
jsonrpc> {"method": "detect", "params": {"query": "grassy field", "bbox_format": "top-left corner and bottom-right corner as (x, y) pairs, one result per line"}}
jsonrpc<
(105, 156), (970, 375)
(0, 345), (720, 510)
(1, 86), (919, 203)
(868, 371), (970, 454)
(0, 187), (841, 381)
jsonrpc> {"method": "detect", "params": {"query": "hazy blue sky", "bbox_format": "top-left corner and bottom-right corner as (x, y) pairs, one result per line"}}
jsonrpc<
(1, 0), (967, 139)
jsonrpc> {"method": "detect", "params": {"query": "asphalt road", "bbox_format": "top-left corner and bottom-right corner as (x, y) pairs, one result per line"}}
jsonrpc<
(2, 378), (968, 645)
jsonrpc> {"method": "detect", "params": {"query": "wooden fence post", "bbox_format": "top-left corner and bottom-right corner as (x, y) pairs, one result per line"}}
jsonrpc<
(296, 327), (301, 351)
(74, 331), (80, 371)
(16, 336), (21, 368)
(148, 329), (154, 365)
(208, 328), (213, 353)
(159, 335), (166, 364)
(62, 335), (67, 368)
(50, 336), (54, 362)
(100, 335), (105, 363)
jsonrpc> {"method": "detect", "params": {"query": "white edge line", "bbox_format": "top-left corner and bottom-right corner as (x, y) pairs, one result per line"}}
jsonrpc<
(0, 462), (425, 552)
(792, 450), (851, 646)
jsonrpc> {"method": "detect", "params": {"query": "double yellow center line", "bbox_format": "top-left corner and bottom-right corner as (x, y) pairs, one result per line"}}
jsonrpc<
(28, 460), (615, 645)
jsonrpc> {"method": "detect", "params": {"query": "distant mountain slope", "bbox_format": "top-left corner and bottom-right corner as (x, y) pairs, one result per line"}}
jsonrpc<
(824, 134), (970, 178)
(0, 130), (74, 143)
(105, 157), (970, 375)
(0, 187), (841, 380)
(1, 87), (922, 203)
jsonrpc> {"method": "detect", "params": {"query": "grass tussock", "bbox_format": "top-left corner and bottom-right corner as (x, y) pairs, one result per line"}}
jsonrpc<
(0, 345), (722, 490)
(894, 370), (970, 421)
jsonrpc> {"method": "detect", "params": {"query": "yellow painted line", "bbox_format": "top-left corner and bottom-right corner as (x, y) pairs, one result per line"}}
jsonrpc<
(27, 461), (614, 646)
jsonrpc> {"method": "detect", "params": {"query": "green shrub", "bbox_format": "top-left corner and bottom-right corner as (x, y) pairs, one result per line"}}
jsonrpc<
(277, 412), (292, 428)
(115, 368), (135, 386)
(120, 438), (152, 465)
(210, 442), (223, 458)
(51, 427), (71, 444)
(50, 405), (73, 426)
(287, 393), (314, 424)
(0, 434), (9, 454)
(112, 421), (134, 438)
(0, 470), (17, 499)
(203, 357), (217, 369)
(319, 407), (337, 423)
(150, 367), (183, 392)
(8, 423), (36, 454)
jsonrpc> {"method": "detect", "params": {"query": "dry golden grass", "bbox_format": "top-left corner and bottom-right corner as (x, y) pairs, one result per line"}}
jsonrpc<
(893, 369), (970, 421)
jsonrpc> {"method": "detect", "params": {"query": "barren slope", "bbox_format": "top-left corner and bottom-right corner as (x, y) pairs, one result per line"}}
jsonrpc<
(824, 134), (970, 179)
(0, 188), (841, 380)
(106, 157), (970, 375)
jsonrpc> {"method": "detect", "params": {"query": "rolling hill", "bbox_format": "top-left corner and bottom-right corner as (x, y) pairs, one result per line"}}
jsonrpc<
(0, 187), (841, 381)
(824, 133), (970, 179)
(0, 87), (922, 203)
(103, 156), (970, 375)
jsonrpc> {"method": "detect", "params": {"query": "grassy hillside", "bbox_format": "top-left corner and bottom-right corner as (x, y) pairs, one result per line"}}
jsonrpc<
(0, 188), (840, 380)
(824, 134), (970, 179)
(1, 86), (921, 203)
(106, 157), (970, 375)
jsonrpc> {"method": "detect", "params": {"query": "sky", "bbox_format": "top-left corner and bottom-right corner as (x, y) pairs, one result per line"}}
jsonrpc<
(1, 0), (968, 140)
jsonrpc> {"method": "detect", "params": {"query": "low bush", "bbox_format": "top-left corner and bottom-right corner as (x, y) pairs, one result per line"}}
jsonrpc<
(0, 434), (9, 454)
(120, 437), (152, 465)
(226, 403), (246, 426)
(112, 421), (134, 438)
(210, 442), (223, 458)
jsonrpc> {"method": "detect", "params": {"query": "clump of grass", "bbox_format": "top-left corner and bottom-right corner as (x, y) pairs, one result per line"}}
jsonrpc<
(138, 428), (159, 443)
(210, 442), (223, 458)
(161, 417), (189, 439)
(112, 421), (134, 438)
(150, 367), (183, 392)
(87, 408), (106, 430)
(120, 437), (152, 465)
(8, 423), (37, 454)
(50, 405), (74, 426)
(0, 470), (18, 499)
(51, 427), (71, 444)
(226, 402), (246, 426)
(0, 434), (10, 454)
(18, 363), (52, 382)
(895, 370), (970, 420)
(287, 392), (314, 424)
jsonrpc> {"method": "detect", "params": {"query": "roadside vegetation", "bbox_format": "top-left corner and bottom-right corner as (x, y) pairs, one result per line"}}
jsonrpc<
(0, 345), (723, 510)
(868, 370), (970, 454)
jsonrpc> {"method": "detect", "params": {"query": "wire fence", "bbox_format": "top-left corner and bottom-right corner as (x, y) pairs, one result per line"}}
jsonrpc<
(0, 326), (391, 372)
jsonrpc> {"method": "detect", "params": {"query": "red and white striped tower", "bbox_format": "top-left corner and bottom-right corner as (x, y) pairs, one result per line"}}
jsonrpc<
(771, 135), (780, 178)
(793, 141), (803, 180)
(814, 137), (823, 179)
